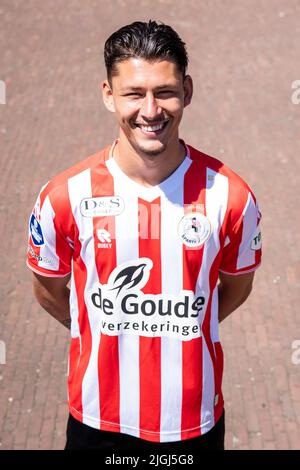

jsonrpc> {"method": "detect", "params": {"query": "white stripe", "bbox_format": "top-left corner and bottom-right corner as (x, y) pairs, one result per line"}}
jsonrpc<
(33, 181), (48, 220)
(200, 337), (215, 432)
(26, 262), (68, 277)
(159, 189), (185, 442)
(210, 285), (219, 343)
(39, 195), (60, 271)
(67, 261), (81, 403)
(113, 175), (140, 438)
(68, 169), (101, 425)
(237, 192), (257, 270)
(106, 154), (192, 203)
(197, 168), (228, 428)
(219, 265), (260, 276)
(69, 259), (80, 339)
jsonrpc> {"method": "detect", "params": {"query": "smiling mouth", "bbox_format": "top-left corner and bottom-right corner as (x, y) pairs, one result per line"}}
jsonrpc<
(134, 120), (169, 135)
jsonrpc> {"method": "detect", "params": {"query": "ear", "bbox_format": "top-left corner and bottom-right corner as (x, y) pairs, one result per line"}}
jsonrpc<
(102, 80), (115, 113)
(183, 75), (193, 108)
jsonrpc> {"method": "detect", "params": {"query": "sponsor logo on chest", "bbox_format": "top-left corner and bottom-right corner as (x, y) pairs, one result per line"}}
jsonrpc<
(80, 199), (214, 250)
(86, 258), (207, 341)
(80, 196), (124, 217)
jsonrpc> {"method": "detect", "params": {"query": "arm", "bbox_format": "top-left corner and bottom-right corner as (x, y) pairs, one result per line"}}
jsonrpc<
(218, 271), (255, 323)
(32, 272), (71, 329)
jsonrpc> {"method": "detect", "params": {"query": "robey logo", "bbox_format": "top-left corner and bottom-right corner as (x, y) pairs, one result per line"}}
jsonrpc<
(97, 229), (112, 249)
(87, 258), (206, 341)
(80, 196), (124, 217)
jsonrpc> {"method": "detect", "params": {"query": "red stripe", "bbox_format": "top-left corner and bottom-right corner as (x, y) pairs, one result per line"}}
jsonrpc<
(91, 165), (120, 431)
(138, 197), (161, 442)
(68, 337), (80, 406)
(202, 198), (228, 424)
(28, 192), (43, 270)
(70, 238), (91, 419)
(33, 180), (90, 418)
(38, 184), (49, 210)
(181, 160), (206, 437)
(51, 184), (74, 275)
(48, 180), (90, 419)
(255, 212), (262, 266)
(202, 259), (225, 422)
(213, 341), (224, 403)
(27, 238), (41, 269)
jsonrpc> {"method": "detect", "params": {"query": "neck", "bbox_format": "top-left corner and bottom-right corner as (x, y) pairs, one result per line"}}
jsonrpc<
(112, 134), (186, 187)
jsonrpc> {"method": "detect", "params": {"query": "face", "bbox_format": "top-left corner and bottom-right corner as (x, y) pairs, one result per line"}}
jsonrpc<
(102, 58), (193, 157)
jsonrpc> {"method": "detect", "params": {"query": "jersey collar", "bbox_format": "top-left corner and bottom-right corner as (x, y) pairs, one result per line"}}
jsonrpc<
(105, 139), (192, 202)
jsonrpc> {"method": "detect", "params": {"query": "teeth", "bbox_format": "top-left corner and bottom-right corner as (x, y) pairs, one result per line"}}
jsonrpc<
(139, 122), (166, 132)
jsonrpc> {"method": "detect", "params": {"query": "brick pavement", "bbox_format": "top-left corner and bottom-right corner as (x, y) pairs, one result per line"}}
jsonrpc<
(0, 0), (299, 450)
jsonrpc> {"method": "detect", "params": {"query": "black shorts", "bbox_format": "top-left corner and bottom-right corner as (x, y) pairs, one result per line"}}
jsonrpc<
(64, 411), (225, 452)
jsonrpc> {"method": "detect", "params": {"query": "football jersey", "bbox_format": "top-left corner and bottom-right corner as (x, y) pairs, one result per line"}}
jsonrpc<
(27, 139), (262, 442)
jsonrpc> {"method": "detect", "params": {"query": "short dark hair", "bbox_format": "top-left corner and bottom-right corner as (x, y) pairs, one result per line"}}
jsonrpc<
(104, 20), (189, 85)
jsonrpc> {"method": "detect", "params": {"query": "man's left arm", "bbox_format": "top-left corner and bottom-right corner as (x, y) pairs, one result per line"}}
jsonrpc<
(218, 271), (255, 323)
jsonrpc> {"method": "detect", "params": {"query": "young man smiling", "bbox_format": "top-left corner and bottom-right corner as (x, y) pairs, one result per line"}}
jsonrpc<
(27, 21), (262, 452)
(102, 57), (192, 184)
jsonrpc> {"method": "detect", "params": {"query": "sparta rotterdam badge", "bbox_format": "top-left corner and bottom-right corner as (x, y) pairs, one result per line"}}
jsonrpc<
(178, 212), (212, 248)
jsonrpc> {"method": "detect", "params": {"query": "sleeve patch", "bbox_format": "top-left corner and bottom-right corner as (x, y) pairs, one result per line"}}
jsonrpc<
(251, 225), (262, 251)
(29, 214), (45, 246)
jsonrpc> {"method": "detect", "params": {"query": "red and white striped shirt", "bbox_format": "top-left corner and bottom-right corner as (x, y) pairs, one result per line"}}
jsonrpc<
(27, 140), (262, 442)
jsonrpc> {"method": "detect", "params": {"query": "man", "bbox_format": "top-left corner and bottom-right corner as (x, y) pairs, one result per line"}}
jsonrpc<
(27, 20), (262, 452)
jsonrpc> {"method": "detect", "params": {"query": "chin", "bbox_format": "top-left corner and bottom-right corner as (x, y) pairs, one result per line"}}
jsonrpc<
(136, 141), (167, 157)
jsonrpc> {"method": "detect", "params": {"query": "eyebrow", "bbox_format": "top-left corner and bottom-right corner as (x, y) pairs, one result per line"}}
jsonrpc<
(120, 84), (179, 92)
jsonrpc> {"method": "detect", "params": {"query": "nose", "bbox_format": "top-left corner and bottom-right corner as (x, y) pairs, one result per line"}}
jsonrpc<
(140, 92), (163, 121)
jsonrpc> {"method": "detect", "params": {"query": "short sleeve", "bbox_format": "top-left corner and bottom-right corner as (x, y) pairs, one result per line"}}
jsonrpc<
(219, 191), (262, 275)
(27, 183), (73, 277)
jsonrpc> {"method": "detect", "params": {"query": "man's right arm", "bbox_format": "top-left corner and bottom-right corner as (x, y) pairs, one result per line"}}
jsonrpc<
(32, 272), (71, 329)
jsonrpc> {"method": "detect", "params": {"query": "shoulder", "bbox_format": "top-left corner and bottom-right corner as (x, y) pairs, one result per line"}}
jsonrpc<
(38, 144), (112, 206)
(187, 144), (258, 206)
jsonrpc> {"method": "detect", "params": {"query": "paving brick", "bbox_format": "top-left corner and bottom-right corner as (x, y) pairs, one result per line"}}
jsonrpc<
(28, 409), (44, 437)
(13, 412), (31, 447)
(273, 364), (289, 393)
(3, 399), (21, 433)
(285, 421), (300, 450)
(0, 432), (14, 450)
(281, 391), (297, 421)
(41, 417), (55, 438)
(263, 441), (277, 450)
(25, 435), (40, 450)
(39, 433), (54, 451)
(231, 418), (249, 449)
(269, 400), (286, 435)
(259, 415), (275, 443)
(52, 428), (66, 450)
(273, 432), (290, 450)
(249, 432), (263, 450)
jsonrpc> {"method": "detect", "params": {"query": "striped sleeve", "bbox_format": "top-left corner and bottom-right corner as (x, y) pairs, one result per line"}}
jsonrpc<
(219, 190), (262, 275)
(27, 182), (73, 277)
